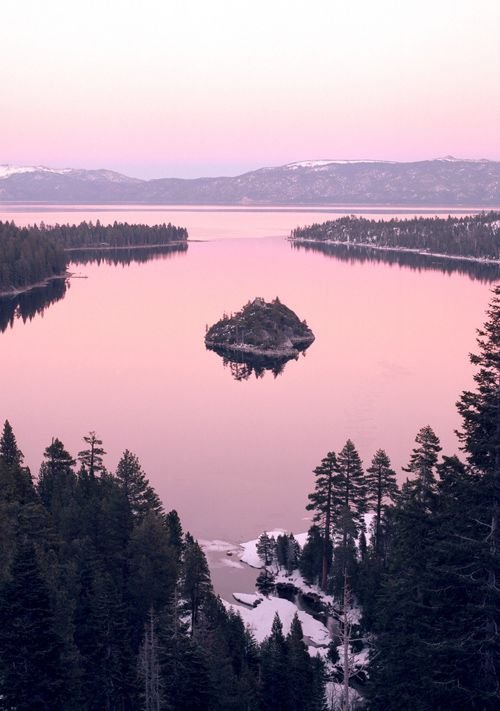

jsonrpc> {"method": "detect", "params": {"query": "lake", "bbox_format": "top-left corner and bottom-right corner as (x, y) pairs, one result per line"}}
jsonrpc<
(0, 205), (495, 551)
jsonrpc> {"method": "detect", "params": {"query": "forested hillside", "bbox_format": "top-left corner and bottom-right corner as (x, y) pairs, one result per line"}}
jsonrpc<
(291, 211), (500, 261)
(46, 220), (188, 249)
(0, 220), (188, 294)
(0, 427), (326, 711)
(0, 221), (66, 292)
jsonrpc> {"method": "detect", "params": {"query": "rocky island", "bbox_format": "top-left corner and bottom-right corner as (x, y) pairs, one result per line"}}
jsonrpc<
(205, 298), (314, 379)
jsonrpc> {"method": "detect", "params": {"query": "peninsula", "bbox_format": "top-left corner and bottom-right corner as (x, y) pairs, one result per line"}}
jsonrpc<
(205, 298), (315, 359)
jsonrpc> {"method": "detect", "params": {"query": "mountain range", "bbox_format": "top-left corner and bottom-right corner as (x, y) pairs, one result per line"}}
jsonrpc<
(1, 157), (499, 206)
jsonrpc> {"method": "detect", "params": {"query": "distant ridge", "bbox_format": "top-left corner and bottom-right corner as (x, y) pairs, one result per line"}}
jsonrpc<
(1, 158), (499, 206)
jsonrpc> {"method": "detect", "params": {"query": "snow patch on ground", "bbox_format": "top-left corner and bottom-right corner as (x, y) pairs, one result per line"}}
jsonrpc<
(225, 596), (330, 648)
(199, 538), (238, 554)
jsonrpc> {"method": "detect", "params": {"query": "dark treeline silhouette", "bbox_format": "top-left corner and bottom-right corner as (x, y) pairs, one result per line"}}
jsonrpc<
(291, 239), (500, 282)
(0, 278), (68, 334)
(51, 219), (188, 249)
(291, 211), (500, 261)
(0, 427), (326, 710)
(0, 221), (66, 292)
(0, 219), (188, 294)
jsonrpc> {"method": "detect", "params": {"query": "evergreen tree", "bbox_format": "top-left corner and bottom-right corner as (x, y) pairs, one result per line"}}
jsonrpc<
(365, 448), (398, 559)
(37, 438), (76, 532)
(259, 614), (289, 711)
(457, 284), (500, 475)
(286, 614), (325, 711)
(181, 534), (213, 634)
(160, 592), (212, 711)
(306, 451), (337, 589)
(0, 419), (23, 466)
(256, 568), (275, 597)
(78, 431), (106, 477)
(335, 439), (367, 552)
(456, 284), (500, 700)
(0, 541), (65, 710)
(116, 449), (163, 519)
(403, 425), (441, 501)
(164, 508), (184, 566)
(299, 525), (323, 585)
(256, 531), (277, 569)
(368, 481), (436, 710)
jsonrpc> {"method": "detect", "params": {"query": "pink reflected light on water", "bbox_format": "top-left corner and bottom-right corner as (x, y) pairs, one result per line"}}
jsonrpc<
(0, 207), (494, 541)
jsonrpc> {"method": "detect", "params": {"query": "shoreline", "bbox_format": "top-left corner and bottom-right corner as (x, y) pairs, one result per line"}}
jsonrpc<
(0, 273), (70, 300)
(0, 242), (188, 299)
(289, 238), (500, 266)
(205, 338), (315, 359)
(64, 241), (188, 252)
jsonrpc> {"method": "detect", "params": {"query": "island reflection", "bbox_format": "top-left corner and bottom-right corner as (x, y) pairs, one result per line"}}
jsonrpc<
(206, 344), (307, 381)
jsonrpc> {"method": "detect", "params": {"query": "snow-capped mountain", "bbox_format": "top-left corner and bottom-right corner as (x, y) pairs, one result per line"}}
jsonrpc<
(0, 158), (499, 205)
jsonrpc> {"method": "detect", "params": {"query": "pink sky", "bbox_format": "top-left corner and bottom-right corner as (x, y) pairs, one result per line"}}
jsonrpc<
(2, 0), (500, 178)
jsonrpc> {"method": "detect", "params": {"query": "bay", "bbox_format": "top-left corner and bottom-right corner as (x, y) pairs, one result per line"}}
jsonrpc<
(0, 205), (494, 547)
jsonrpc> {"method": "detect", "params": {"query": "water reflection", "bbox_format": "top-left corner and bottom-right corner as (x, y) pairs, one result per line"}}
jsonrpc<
(68, 243), (188, 267)
(206, 344), (308, 381)
(290, 241), (500, 282)
(0, 278), (68, 333)
(0, 245), (188, 333)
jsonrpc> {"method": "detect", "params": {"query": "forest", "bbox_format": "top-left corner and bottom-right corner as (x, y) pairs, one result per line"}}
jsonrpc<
(0, 220), (188, 293)
(290, 211), (500, 261)
(0, 287), (498, 710)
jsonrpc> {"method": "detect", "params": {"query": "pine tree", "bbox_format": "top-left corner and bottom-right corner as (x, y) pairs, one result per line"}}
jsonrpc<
(457, 284), (500, 475)
(160, 592), (212, 711)
(0, 541), (65, 710)
(456, 284), (500, 700)
(256, 568), (275, 597)
(256, 531), (277, 569)
(78, 431), (106, 477)
(335, 440), (367, 552)
(115, 449), (163, 520)
(306, 451), (337, 589)
(37, 438), (76, 532)
(365, 448), (398, 559)
(259, 614), (289, 711)
(403, 425), (441, 501)
(299, 525), (323, 585)
(165, 509), (184, 559)
(0, 419), (23, 466)
(286, 614), (324, 711)
(181, 534), (213, 634)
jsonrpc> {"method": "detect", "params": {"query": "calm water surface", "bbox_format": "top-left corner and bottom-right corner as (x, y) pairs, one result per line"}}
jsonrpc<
(0, 206), (495, 545)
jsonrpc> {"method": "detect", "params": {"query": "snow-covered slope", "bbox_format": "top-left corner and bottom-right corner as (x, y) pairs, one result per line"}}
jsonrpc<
(0, 165), (73, 179)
